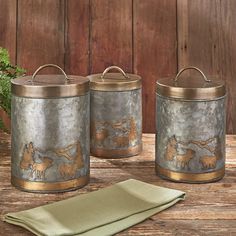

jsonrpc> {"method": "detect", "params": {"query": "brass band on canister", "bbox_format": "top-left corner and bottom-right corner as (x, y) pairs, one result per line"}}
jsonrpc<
(11, 175), (89, 193)
(90, 144), (142, 159)
(156, 165), (225, 183)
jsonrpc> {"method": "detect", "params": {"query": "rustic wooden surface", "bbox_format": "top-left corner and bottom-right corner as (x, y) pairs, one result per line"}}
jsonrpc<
(0, 130), (236, 235)
(1, 0), (236, 133)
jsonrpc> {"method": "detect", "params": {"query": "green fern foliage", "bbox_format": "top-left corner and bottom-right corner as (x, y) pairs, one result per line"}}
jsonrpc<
(0, 47), (25, 116)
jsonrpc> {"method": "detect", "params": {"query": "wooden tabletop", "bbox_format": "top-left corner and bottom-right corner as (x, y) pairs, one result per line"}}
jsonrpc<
(0, 130), (236, 236)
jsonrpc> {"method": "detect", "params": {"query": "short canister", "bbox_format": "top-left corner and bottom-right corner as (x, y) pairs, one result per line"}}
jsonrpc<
(11, 64), (90, 192)
(88, 66), (142, 158)
(155, 67), (226, 183)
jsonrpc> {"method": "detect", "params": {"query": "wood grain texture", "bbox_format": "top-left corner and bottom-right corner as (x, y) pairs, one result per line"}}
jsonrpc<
(65, 0), (90, 76)
(133, 0), (177, 133)
(1, 130), (236, 235)
(1, 1), (236, 134)
(90, 0), (133, 73)
(177, 0), (236, 134)
(0, 0), (17, 63)
(17, 0), (65, 74)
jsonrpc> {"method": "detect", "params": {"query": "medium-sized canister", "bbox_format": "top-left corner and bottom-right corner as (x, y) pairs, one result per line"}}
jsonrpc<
(11, 64), (90, 192)
(88, 66), (142, 158)
(156, 67), (226, 183)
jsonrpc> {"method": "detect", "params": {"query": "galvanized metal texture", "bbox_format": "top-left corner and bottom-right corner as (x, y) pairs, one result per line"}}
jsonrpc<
(11, 92), (90, 192)
(155, 94), (226, 183)
(90, 89), (142, 158)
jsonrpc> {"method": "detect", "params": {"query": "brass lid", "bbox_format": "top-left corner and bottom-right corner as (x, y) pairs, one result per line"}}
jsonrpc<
(88, 66), (141, 91)
(12, 64), (89, 98)
(156, 67), (226, 100)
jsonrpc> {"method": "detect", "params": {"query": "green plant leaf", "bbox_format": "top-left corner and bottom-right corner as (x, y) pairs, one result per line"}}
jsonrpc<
(0, 47), (26, 117)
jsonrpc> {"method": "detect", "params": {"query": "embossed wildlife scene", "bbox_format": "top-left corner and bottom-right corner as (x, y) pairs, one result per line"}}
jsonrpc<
(90, 89), (142, 157)
(156, 95), (226, 174)
(18, 141), (85, 182)
(91, 117), (140, 149)
(162, 135), (224, 172)
(11, 94), (90, 187)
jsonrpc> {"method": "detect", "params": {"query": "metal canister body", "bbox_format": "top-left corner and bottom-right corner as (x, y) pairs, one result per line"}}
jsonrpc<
(88, 66), (142, 158)
(11, 64), (90, 192)
(155, 67), (226, 183)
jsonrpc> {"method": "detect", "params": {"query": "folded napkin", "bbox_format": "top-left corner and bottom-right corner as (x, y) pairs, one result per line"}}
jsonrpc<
(4, 179), (185, 236)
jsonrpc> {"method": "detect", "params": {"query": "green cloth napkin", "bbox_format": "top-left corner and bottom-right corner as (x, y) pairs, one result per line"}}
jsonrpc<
(4, 179), (185, 236)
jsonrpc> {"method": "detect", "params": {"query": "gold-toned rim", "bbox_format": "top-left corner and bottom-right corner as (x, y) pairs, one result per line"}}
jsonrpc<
(156, 165), (225, 183)
(88, 73), (142, 91)
(156, 72), (226, 100)
(156, 85), (226, 100)
(91, 144), (142, 158)
(11, 76), (90, 98)
(157, 66), (225, 100)
(11, 175), (89, 192)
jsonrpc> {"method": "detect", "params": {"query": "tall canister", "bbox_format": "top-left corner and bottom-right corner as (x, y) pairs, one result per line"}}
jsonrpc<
(88, 66), (142, 158)
(156, 67), (226, 183)
(11, 64), (90, 192)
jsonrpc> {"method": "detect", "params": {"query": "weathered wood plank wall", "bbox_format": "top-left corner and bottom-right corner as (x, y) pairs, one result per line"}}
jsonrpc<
(0, 0), (17, 63)
(0, 0), (235, 133)
(65, 0), (90, 75)
(177, 0), (236, 134)
(17, 0), (65, 74)
(133, 0), (177, 132)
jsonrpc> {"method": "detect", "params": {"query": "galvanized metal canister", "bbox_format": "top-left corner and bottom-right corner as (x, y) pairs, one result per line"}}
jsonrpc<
(11, 64), (90, 192)
(155, 67), (226, 183)
(88, 66), (142, 158)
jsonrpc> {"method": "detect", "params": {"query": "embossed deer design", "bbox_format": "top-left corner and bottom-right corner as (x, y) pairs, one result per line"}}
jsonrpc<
(20, 142), (34, 170)
(200, 155), (217, 169)
(91, 121), (110, 146)
(94, 129), (109, 146)
(175, 149), (195, 169)
(165, 136), (178, 161)
(113, 117), (138, 148)
(111, 120), (126, 130)
(112, 136), (129, 148)
(31, 156), (53, 179)
(58, 141), (84, 179)
(189, 136), (222, 169)
(92, 117), (138, 148)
